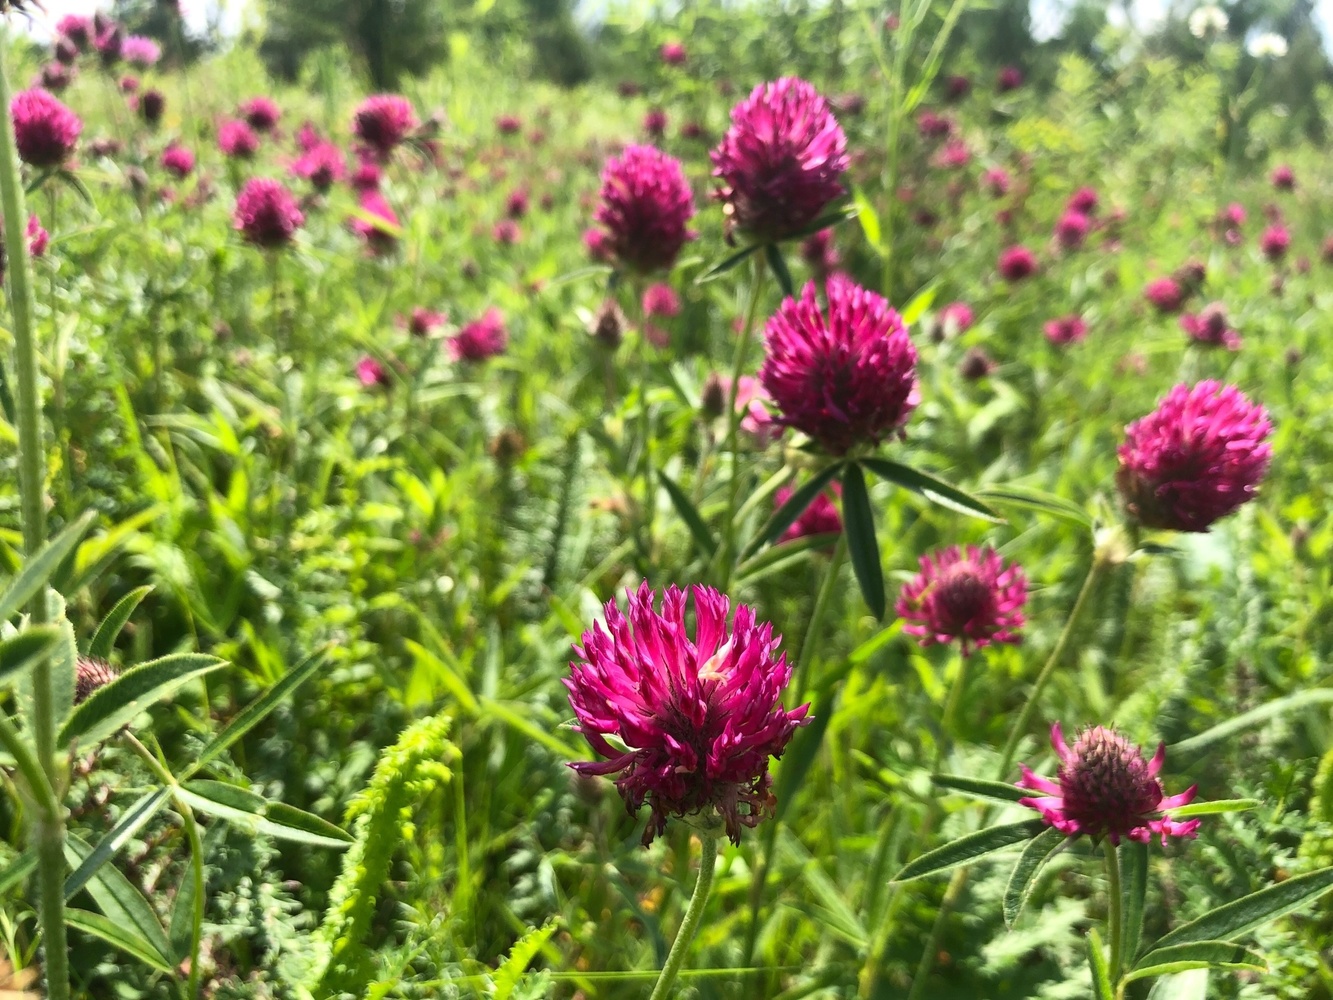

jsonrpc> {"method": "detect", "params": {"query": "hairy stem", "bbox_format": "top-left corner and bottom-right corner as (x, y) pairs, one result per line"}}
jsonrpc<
(648, 833), (719, 1000)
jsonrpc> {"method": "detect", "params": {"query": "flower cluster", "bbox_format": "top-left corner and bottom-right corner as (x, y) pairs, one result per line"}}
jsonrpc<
(592, 144), (696, 274)
(896, 545), (1027, 656)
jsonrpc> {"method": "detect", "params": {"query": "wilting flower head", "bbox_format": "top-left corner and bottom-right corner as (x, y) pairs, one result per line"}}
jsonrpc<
(960, 346), (997, 380)
(75, 656), (118, 704)
(997, 65), (1024, 91)
(660, 40), (687, 65)
(1043, 314), (1088, 345)
(350, 191), (400, 255)
(776, 485), (842, 542)
(1180, 302), (1240, 350)
(1144, 276), (1185, 313)
(11, 89), (81, 168)
(353, 94), (418, 160)
(1117, 381), (1272, 532)
(593, 144), (696, 274)
(642, 283), (681, 319)
(1189, 4), (1228, 37)
(1019, 724), (1200, 845)
(997, 245), (1038, 281)
(122, 35), (160, 69)
(565, 583), (810, 846)
(56, 15), (93, 50)
(356, 355), (389, 388)
(449, 308), (507, 362)
(1260, 223), (1290, 261)
(588, 299), (627, 349)
(292, 141), (345, 191)
(1248, 32), (1288, 58)
(161, 143), (194, 178)
(1054, 211), (1091, 249)
(711, 77), (849, 242)
(239, 96), (280, 133)
(218, 119), (259, 159)
(137, 88), (165, 126)
(761, 276), (918, 455)
(896, 544), (1027, 656)
(1270, 164), (1295, 191)
(233, 178), (304, 249)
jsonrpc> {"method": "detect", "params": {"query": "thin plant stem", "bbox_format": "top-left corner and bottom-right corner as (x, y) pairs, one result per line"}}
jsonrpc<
(647, 832), (719, 1000)
(0, 32), (68, 1000)
(1105, 845), (1123, 986)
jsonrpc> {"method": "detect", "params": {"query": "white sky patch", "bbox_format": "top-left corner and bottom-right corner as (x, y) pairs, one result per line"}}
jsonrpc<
(17, 0), (250, 40)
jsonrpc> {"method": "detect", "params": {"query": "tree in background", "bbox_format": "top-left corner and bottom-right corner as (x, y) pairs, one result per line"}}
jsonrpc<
(112, 0), (213, 64)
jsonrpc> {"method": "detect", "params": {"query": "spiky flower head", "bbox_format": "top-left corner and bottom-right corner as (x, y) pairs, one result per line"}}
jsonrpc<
(1144, 276), (1185, 313)
(565, 582), (810, 846)
(218, 119), (258, 159)
(1067, 186), (1099, 214)
(75, 656), (118, 704)
(239, 96), (280, 133)
(1018, 724), (1200, 845)
(233, 178), (304, 249)
(1044, 314), (1088, 345)
(291, 141), (345, 192)
(122, 35), (160, 69)
(161, 143), (194, 178)
(1054, 210), (1091, 249)
(1117, 381), (1271, 532)
(710, 77), (849, 243)
(997, 244), (1038, 281)
(353, 94), (418, 160)
(1260, 223), (1290, 261)
(760, 276), (918, 455)
(592, 144), (696, 274)
(1179, 302), (1240, 350)
(896, 545), (1027, 656)
(1270, 164), (1295, 191)
(10, 88), (81, 168)
(449, 308), (506, 362)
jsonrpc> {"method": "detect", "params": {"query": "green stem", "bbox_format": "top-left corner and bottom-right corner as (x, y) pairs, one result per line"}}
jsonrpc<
(938, 651), (968, 746)
(647, 833), (719, 1000)
(0, 33), (67, 1000)
(903, 865), (968, 1000)
(790, 534), (846, 706)
(1105, 845), (1123, 986)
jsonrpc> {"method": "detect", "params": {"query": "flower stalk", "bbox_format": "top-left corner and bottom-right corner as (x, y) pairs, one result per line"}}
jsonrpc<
(647, 833), (719, 1000)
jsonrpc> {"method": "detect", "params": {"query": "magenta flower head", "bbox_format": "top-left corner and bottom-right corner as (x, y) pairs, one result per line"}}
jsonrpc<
(1180, 303), (1240, 351)
(1054, 210), (1091, 250)
(350, 191), (400, 255)
(407, 307), (446, 337)
(982, 167), (1011, 198)
(292, 141), (346, 192)
(94, 18), (124, 66)
(565, 583), (810, 845)
(1260, 223), (1290, 261)
(710, 77), (849, 243)
(896, 544), (1027, 656)
(122, 35), (160, 69)
(1144, 276), (1185, 313)
(776, 485), (842, 542)
(938, 301), (974, 337)
(660, 40), (687, 65)
(1044, 314), (1088, 345)
(593, 144), (696, 274)
(997, 244), (1038, 282)
(137, 88), (165, 126)
(56, 15), (93, 50)
(239, 96), (281, 133)
(1067, 186), (1099, 215)
(161, 143), (194, 179)
(218, 119), (259, 159)
(233, 178), (304, 249)
(449, 308), (507, 362)
(1018, 724), (1200, 845)
(1270, 164), (1295, 191)
(643, 107), (668, 138)
(760, 276), (918, 455)
(40, 63), (74, 93)
(642, 282), (681, 319)
(11, 89), (81, 168)
(353, 94), (418, 160)
(997, 65), (1024, 92)
(356, 355), (389, 388)
(350, 158), (381, 193)
(1117, 381), (1272, 532)
(496, 114), (522, 135)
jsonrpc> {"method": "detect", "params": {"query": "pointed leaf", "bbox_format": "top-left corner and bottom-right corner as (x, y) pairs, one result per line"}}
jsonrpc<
(0, 850), (35, 896)
(65, 833), (175, 968)
(1088, 928), (1114, 1000)
(1146, 970), (1210, 1000)
(765, 243), (795, 298)
(657, 471), (718, 558)
(973, 484), (1093, 530)
(735, 532), (840, 586)
(1122, 839), (1149, 964)
(0, 511), (95, 622)
(179, 781), (352, 848)
(1169, 688), (1333, 755)
(1150, 867), (1333, 952)
(841, 464), (885, 619)
(742, 463), (843, 559)
(0, 625), (63, 683)
(1168, 798), (1260, 819)
(695, 242), (763, 283)
(852, 186), (881, 251)
(892, 819), (1046, 882)
(1128, 941), (1266, 981)
(860, 457), (1003, 523)
(88, 586), (154, 661)
(65, 908), (173, 973)
(901, 285), (936, 326)
(65, 789), (172, 900)
(59, 653), (227, 749)
(1004, 826), (1066, 926)
(932, 773), (1029, 805)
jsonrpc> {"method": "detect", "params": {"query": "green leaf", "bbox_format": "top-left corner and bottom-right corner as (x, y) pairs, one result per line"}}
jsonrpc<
(186, 649), (327, 778)
(1151, 867), (1333, 952)
(973, 484), (1093, 530)
(59, 652), (227, 749)
(1123, 839), (1149, 964)
(1170, 690), (1333, 755)
(860, 458), (1003, 523)
(852, 186), (882, 251)
(742, 462), (843, 559)
(841, 464), (885, 618)
(492, 921), (558, 1000)
(1168, 798), (1260, 819)
(848, 623), (903, 665)
(88, 586), (154, 661)
(179, 780), (352, 848)
(0, 850), (35, 896)
(735, 532), (840, 586)
(1146, 970), (1210, 1000)
(892, 819), (1046, 882)
(1003, 826), (1066, 926)
(657, 471), (718, 558)
(0, 624), (63, 683)
(765, 243), (795, 298)
(1088, 928), (1114, 1000)
(1128, 941), (1266, 982)
(774, 692), (834, 824)
(901, 285), (936, 326)
(65, 908), (173, 973)
(695, 242), (762, 283)
(0, 511), (95, 622)
(65, 832), (175, 969)
(932, 773), (1029, 805)
(65, 788), (172, 900)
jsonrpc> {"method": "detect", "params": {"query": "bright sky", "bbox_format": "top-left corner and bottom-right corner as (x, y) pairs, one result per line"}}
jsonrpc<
(18, 0), (251, 39)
